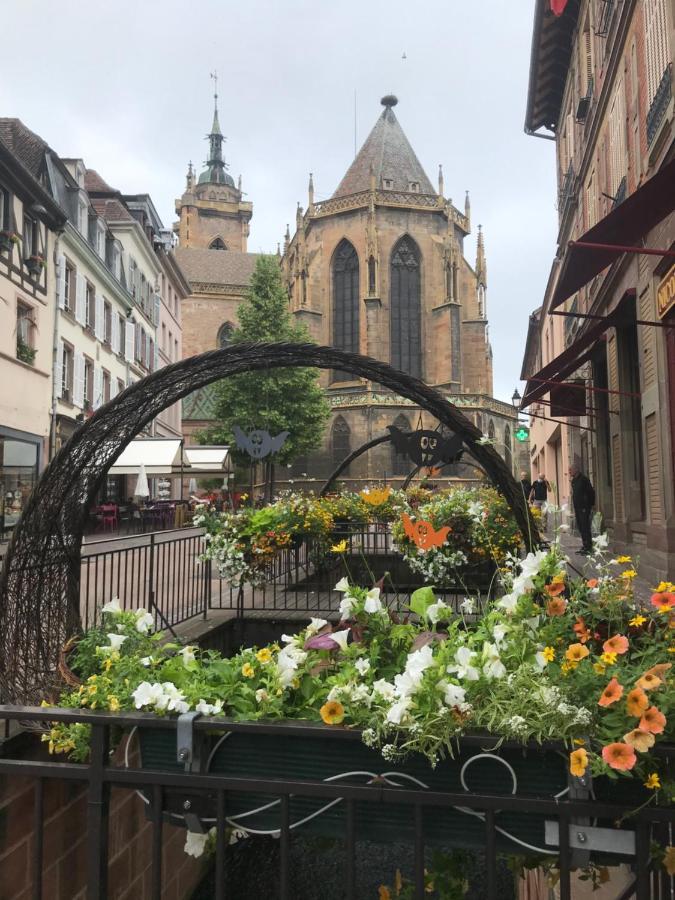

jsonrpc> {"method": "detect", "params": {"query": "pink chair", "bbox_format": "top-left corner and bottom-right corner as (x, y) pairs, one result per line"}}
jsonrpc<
(101, 504), (118, 532)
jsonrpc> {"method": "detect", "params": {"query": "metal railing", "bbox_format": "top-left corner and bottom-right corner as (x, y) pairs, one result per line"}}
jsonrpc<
(1, 706), (674, 899)
(557, 161), (576, 219)
(647, 63), (673, 146)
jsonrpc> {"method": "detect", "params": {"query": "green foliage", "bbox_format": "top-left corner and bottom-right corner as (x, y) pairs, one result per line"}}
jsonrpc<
(199, 255), (330, 465)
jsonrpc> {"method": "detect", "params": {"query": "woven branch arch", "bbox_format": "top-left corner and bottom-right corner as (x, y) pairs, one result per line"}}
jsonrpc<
(0, 342), (538, 702)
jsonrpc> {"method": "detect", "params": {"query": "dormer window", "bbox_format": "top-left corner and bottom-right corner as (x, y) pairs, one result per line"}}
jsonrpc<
(95, 220), (106, 259)
(209, 238), (227, 250)
(409, 181), (419, 193)
(112, 242), (122, 280)
(78, 195), (88, 237)
(382, 178), (393, 190)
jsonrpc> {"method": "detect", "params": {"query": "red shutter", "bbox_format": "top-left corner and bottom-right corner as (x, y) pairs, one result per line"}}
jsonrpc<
(551, 0), (569, 15)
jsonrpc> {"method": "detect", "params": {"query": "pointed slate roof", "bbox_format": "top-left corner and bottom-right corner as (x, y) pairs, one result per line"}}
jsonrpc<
(333, 97), (435, 199)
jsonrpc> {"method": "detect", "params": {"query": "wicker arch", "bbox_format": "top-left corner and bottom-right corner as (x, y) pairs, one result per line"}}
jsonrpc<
(0, 342), (538, 702)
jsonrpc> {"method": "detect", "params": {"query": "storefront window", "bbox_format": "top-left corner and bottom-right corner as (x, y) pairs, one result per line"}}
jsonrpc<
(1, 436), (39, 540)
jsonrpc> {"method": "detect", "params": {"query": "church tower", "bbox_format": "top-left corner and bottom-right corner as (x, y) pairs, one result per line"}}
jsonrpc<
(174, 75), (252, 251)
(280, 96), (514, 487)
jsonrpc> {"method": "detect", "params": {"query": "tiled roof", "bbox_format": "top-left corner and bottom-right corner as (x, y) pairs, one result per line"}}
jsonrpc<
(183, 384), (219, 421)
(174, 247), (258, 287)
(333, 104), (435, 198)
(0, 118), (48, 178)
(84, 169), (117, 193)
(90, 197), (135, 223)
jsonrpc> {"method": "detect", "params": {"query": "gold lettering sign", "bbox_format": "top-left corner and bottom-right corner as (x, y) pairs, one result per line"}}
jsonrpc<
(658, 263), (675, 319)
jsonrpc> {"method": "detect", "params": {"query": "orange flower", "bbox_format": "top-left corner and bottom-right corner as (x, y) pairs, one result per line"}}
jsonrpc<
(545, 581), (566, 597)
(626, 688), (649, 717)
(569, 747), (588, 777)
(546, 597), (568, 616)
(598, 677), (623, 707)
(320, 700), (345, 726)
(565, 643), (590, 663)
(646, 662), (672, 680)
(573, 617), (591, 644)
(601, 742), (636, 771)
(636, 671), (663, 691)
(639, 706), (666, 734)
(401, 514), (450, 551)
(603, 634), (629, 655)
(651, 592), (675, 611)
(586, 578), (599, 588)
(623, 728), (655, 752)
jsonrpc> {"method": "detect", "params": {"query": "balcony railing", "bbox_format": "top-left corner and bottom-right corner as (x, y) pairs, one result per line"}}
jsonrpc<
(611, 175), (627, 209)
(557, 161), (576, 219)
(647, 63), (673, 146)
(575, 76), (594, 123)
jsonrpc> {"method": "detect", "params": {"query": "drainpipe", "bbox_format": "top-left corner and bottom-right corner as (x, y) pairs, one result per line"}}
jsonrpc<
(48, 229), (65, 460)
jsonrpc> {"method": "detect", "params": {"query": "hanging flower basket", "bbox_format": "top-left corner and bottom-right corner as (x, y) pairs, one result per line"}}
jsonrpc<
(0, 230), (20, 252)
(25, 254), (45, 277)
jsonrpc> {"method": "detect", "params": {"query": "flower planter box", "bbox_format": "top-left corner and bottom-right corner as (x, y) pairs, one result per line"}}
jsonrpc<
(136, 727), (649, 858)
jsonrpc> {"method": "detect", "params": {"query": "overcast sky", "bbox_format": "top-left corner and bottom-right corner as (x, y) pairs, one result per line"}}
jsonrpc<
(3, 0), (558, 404)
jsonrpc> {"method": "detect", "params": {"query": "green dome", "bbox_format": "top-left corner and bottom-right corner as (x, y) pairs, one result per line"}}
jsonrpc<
(198, 165), (235, 187)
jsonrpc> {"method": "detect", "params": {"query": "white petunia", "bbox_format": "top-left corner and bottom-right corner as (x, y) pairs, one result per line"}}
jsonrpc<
(482, 642), (507, 680)
(107, 633), (128, 651)
(523, 616), (540, 633)
(331, 629), (351, 652)
(492, 624), (509, 648)
(386, 697), (412, 725)
(440, 681), (467, 708)
(519, 549), (549, 580)
(135, 609), (154, 633)
(132, 681), (164, 709)
(179, 646), (197, 668)
(467, 501), (484, 522)
(363, 588), (383, 614)
(140, 656), (152, 667)
(496, 593), (518, 614)
(334, 577), (350, 592)
(372, 679), (395, 700)
(101, 598), (122, 614)
(427, 599), (451, 624)
(534, 651), (548, 670)
(593, 533), (609, 550)
(306, 617), (328, 636)
(339, 595), (357, 619)
(184, 831), (209, 858)
(195, 699), (223, 716)
(460, 597), (475, 615)
(355, 658), (371, 676)
(447, 646), (480, 681)
(255, 689), (269, 703)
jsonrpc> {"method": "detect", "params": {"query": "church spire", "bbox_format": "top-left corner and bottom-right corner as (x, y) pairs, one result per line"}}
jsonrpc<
(476, 224), (487, 287)
(197, 71), (233, 186)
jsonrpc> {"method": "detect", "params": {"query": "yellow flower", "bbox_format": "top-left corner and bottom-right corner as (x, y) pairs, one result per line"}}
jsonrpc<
(256, 648), (272, 664)
(656, 582), (675, 593)
(593, 662), (607, 675)
(241, 662), (255, 678)
(645, 773), (661, 790)
(569, 747), (588, 777)
(629, 615), (647, 627)
(108, 695), (120, 712)
(331, 540), (348, 553)
(663, 846), (675, 876)
(600, 651), (618, 666)
(565, 643), (590, 663)
(104, 656), (113, 672)
(550, 572), (566, 585)
(360, 487), (392, 505)
(320, 700), (345, 725)
(378, 888), (392, 900)
(560, 661), (578, 675)
(543, 646), (556, 662)
(616, 555), (632, 564)
(621, 569), (637, 579)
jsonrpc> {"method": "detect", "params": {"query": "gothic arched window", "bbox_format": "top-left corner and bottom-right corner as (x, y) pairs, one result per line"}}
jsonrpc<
(209, 237), (227, 250)
(331, 416), (351, 472)
(368, 256), (376, 295)
(488, 419), (496, 440)
(218, 322), (234, 349)
(331, 240), (360, 383)
(504, 424), (513, 471)
(391, 414), (411, 477)
(390, 236), (421, 378)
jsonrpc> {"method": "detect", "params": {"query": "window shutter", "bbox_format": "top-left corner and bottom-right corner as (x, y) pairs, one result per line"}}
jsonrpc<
(56, 255), (66, 309)
(154, 341), (159, 373)
(154, 293), (161, 326)
(73, 350), (85, 408)
(75, 273), (86, 325)
(54, 342), (64, 399)
(93, 365), (103, 410)
(125, 321), (135, 362)
(110, 378), (118, 400)
(94, 292), (104, 341)
(111, 312), (120, 355)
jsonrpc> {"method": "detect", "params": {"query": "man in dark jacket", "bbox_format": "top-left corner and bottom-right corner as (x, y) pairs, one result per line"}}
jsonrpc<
(569, 464), (595, 554)
(520, 471), (532, 501)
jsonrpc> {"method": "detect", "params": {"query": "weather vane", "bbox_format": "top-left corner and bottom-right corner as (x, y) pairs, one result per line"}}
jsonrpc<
(210, 70), (218, 106)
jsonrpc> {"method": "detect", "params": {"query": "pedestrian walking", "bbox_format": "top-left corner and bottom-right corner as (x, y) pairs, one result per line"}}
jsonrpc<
(569, 464), (595, 554)
(529, 473), (551, 530)
(520, 471), (532, 501)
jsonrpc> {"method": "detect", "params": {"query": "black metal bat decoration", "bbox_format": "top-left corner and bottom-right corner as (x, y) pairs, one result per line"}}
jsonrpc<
(387, 426), (464, 467)
(233, 426), (289, 460)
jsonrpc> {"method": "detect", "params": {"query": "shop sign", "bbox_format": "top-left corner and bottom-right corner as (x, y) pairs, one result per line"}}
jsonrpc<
(657, 263), (675, 319)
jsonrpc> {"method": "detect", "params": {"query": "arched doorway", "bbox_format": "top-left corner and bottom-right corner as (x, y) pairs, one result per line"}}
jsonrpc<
(0, 342), (537, 702)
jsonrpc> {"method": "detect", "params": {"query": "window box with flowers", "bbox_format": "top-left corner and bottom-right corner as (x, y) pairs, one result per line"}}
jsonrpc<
(42, 544), (675, 875)
(25, 253), (45, 277)
(0, 229), (21, 253)
(16, 335), (36, 365)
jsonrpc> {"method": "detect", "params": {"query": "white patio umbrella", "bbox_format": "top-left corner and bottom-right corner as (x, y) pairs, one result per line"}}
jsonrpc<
(188, 477), (198, 494)
(134, 463), (150, 499)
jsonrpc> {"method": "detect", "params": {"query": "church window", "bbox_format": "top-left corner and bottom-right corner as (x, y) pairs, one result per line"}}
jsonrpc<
(409, 182), (419, 193)
(218, 322), (234, 349)
(391, 414), (411, 477)
(368, 256), (376, 295)
(504, 425), (513, 471)
(390, 236), (421, 378)
(331, 239), (359, 383)
(209, 237), (227, 250)
(488, 419), (495, 441)
(331, 416), (351, 473)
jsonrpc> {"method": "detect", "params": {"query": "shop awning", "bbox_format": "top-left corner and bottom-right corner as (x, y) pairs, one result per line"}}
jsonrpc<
(108, 439), (189, 475)
(551, 156), (675, 309)
(521, 299), (632, 408)
(184, 446), (230, 475)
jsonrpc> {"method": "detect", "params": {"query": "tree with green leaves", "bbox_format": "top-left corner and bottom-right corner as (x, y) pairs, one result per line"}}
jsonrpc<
(199, 255), (330, 477)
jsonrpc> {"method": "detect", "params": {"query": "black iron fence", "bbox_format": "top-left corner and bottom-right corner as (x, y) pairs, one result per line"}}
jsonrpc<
(1, 706), (674, 900)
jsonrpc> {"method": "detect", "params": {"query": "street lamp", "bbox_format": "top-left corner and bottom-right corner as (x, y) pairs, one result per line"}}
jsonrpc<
(511, 388), (521, 408)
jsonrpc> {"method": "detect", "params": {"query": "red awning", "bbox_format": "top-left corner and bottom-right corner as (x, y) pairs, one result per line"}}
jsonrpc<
(520, 299), (632, 408)
(551, 156), (675, 309)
